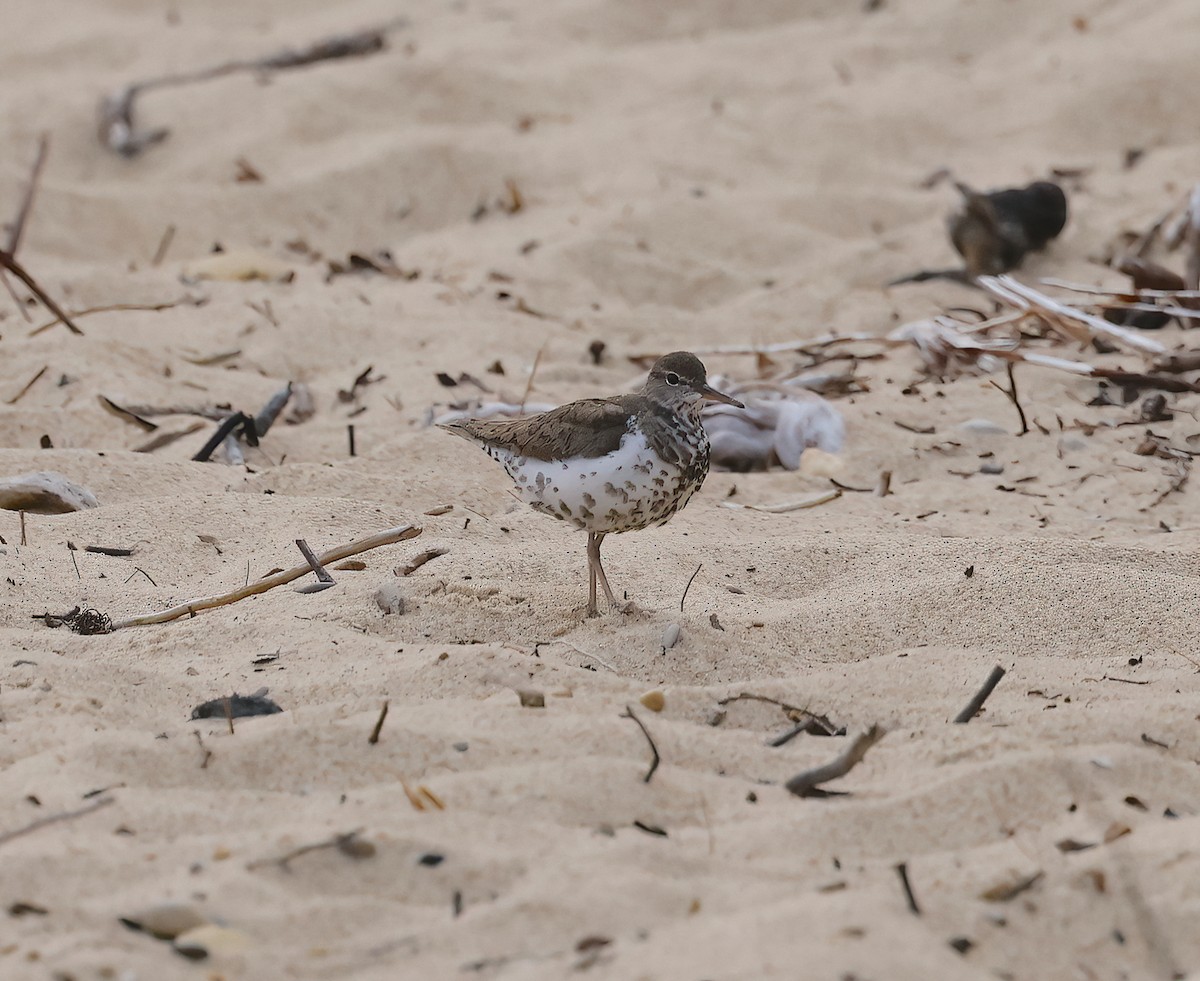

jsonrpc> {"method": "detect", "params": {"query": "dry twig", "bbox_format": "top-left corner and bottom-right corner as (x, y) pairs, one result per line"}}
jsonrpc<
(92, 524), (421, 630)
(621, 705), (661, 783)
(953, 665), (1006, 724)
(0, 137), (82, 335)
(99, 25), (403, 156)
(785, 725), (884, 798)
(0, 796), (114, 849)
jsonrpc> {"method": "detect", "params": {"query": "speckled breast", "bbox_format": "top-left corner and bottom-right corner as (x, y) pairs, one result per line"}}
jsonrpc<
(490, 421), (710, 534)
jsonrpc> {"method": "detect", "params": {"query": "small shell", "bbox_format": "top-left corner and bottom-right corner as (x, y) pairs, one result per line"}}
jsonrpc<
(639, 690), (665, 712)
(661, 623), (682, 651)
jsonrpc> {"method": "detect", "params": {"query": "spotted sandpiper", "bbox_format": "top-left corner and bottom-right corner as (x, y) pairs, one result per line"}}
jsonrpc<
(440, 352), (744, 615)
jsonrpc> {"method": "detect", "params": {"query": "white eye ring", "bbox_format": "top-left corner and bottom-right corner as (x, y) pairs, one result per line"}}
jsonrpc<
(665, 372), (680, 385)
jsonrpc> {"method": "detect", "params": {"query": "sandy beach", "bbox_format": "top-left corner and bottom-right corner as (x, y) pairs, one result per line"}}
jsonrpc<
(3, 1), (1200, 978)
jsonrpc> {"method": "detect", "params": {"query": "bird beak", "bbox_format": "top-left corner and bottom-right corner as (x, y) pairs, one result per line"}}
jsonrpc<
(700, 384), (744, 409)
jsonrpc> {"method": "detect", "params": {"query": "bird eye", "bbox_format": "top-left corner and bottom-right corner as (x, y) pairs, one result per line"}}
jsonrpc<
(665, 372), (680, 386)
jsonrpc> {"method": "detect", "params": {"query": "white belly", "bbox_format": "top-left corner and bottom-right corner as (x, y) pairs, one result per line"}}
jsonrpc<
(487, 430), (696, 533)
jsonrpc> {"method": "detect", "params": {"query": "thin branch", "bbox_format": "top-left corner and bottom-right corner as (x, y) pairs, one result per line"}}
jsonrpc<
(785, 725), (884, 798)
(0, 796), (114, 849)
(368, 701), (389, 744)
(895, 862), (921, 914)
(988, 361), (1029, 436)
(99, 24), (404, 156)
(104, 524), (421, 630)
(679, 563), (702, 612)
(621, 705), (661, 783)
(0, 251), (83, 334)
(953, 665), (1006, 724)
(4, 134), (49, 255)
(519, 342), (547, 413)
(246, 827), (371, 871)
(29, 295), (206, 337)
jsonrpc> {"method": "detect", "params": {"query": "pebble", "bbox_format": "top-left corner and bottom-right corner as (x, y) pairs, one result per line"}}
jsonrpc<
(119, 903), (208, 941)
(959, 419), (1008, 435)
(373, 583), (406, 615)
(797, 447), (844, 478)
(639, 690), (665, 712)
(661, 623), (681, 652)
(172, 925), (250, 960)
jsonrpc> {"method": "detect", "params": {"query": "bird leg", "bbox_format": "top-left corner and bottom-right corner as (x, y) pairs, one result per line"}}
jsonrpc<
(586, 532), (599, 616)
(587, 531), (627, 615)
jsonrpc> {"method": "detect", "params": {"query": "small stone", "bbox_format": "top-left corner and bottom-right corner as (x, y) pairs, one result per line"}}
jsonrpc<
(639, 690), (665, 712)
(517, 690), (545, 708)
(172, 925), (250, 960)
(661, 623), (681, 652)
(958, 419), (1008, 435)
(798, 447), (844, 478)
(120, 903), (208, 941)
(373, 583), (405, 615)
(979, 462), (1004, 475)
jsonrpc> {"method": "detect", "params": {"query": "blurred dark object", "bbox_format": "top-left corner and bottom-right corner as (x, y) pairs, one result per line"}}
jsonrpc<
(949, 180), (1068, 277)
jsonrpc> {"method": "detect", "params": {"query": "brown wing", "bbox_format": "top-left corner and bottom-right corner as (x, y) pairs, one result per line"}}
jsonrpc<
(441, 395), (641, 461)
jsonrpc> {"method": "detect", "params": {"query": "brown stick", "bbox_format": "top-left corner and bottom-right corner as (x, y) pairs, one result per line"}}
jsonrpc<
(0, 251), (83, 335)
(107, 524), (421, 629)
(0, 796), (114, 849)
(295, 538), (334, 583)
(4, 134), (48, 255)
(397, 546), (448, 576)
(368, 701), (389, 745)
(953, 665), (1006, 724)
(895, 862), (921, 914)
(785, 725), (884, 797)
(0, 137), (82, 335)
(29, 296), (205, 337)
(987, 362), (1029, 436)
(99, 25), (403, 156)
(621, 705), (661, 783)
(4, 365), (47, 405)
(679, 563), (702, 612)
(246, 827), (369, 871)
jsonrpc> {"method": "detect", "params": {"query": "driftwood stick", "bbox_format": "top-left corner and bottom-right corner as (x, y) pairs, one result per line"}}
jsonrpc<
(107, 524), (421, 630)
(295, 538), (334, 583)
(193, 412), (251, 462)
(954, 665), (1007, 723)
(253, 382), (293, 438)
(0, 796), (114, 849)
(785, 725), (884, 798)
(397, 546), (448, 576)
